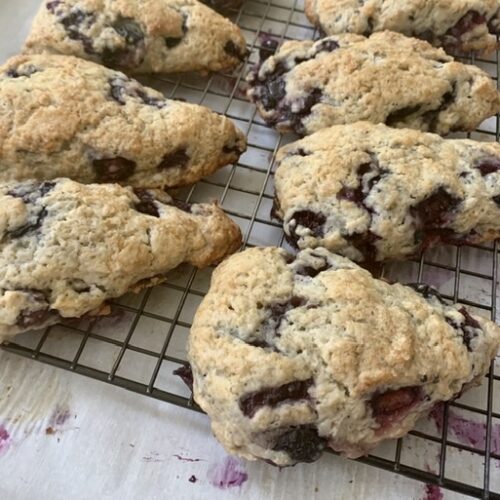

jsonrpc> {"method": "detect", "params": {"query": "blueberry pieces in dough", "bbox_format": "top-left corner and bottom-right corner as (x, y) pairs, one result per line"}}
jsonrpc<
(246, 32), (499, 135)
(25, 0), (247, 74)
(188, 247), (500, 466)
(274, 122), (500, 263)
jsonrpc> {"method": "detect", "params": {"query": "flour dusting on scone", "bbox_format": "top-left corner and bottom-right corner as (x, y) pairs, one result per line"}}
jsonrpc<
(273, 122), (500, 262)
(305, 0), (500, 55)
(0, 54), (246, 188)
(0, 178), (242, 342)
(24, 0), (247, 74)
(188, 247), (500, 466)
(247, 32), (499, 135)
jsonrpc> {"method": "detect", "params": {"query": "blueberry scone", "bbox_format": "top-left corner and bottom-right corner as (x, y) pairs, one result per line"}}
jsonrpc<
(0, 178), (241, 342)
(0, 54), (246, 188)
(247, 32), (499, 136)
(188, 247), (500, 465)
(305, 0), (500, 55)
(273, 122), (500, 263)
(24, 0), (247, 74)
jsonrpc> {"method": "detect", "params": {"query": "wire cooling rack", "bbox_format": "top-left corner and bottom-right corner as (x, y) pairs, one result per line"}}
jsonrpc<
(2, 0), (500, 497)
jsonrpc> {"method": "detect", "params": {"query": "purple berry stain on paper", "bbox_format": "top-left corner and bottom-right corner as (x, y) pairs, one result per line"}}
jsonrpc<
(430, 404), (500, 453)
(0, 426), (11, 455)
(208, 456), (248, 489)
(423, 484), (443, 500)
(189, 475), (197, 483)
(46, 405), (72, 435)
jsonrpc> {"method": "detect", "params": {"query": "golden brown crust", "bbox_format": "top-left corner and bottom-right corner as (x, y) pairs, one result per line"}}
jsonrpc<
(0, 178), (242, 341)
(0, 54), (246, 188)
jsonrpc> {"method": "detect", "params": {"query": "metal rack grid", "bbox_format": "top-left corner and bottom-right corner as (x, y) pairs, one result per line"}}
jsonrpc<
(2, 0), (500, 497)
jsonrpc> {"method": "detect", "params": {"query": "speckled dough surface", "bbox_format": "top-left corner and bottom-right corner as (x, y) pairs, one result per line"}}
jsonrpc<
(0, 178), (242, 341)
(0, 54), (246, 188)
(24, 0), (247, 74)
(188, 247), (500, 466)
(273, 122), (500, 263)
(247, 32), (499, 136)
(305, 0), (500, 55)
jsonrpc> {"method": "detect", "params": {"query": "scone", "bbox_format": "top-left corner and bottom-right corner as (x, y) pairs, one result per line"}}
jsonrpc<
(0, 178), (241, 341)
(24, 0), (247, 74)
(305, 0), (500, 55)
(188, 247), (500, 466)
(273, 122), (500, 263)
(247, 32), (499, 136)
(0, 54), (246, 188)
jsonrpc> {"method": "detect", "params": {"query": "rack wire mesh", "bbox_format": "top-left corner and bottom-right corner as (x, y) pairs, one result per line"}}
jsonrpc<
(2, 0), (500, 497)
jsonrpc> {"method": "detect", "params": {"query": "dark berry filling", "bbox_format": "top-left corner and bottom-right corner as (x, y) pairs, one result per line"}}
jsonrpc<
(16, 290), (58, 329)
(58, 8), (95, 54)
(410, 188), (462, 249)
(271, 426), (327, 463)
(493, 195), (500, 206)
(93, 157), (136, 182)
(386, 83), (456, 132)
(173, 363), (194, 391)
(109, 77), (166, 108)
(239, 378), (313, 418)
(385, 105), (422, 127)
(344, 231), (380, 262)
(133, 189), (160, 217)
(157, 149), (190, 170)
(259, 77), (287, 111)
(46, 0), (62, 13)
(101, 17), (145, 68)
(337, 160), (385, 208)
(314, 39), (339, 53)
(287, 210), (326, 247)
(165, 15), (187, 48)
(168, 199), (193, 214)
(407, 283), (446, 305)
(446, 307), (482, 351)
(7, 181), (56, 203)
(8, 208), (48, 239)
(475, 156), (500, 176)
(223, 40), (246, 61)
(296, 253), (331, 278)
(442, 10), (488, 52)
(260, 296), (306, 337)
(6, 65), (40, 78)
(370, 386), (423, 427)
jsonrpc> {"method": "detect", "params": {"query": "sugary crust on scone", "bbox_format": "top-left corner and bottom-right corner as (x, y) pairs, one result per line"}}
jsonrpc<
(24, 0), (247, 74)
(0, 178), (242, 341)
(274, 122), (500, 262)
(188, 247), (500, 466)
(304, 0), (500, 55)
(246, 31), (500, 136)
(0, 54), (246, 188)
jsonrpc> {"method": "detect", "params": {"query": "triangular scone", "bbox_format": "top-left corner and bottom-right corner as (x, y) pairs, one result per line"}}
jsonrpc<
(247, 32), (500, 136)
(273, 122), (500, 263)
(23, 0), (247, 74)
(188, 247), (500, 465)
(0, 178), (242, 341)
(0, 55), (246, 188)
(305, 0), (500, 56)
